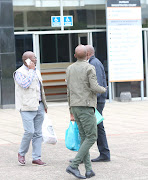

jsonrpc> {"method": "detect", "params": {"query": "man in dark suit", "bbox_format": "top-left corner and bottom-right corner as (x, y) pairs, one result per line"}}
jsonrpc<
(86, 45), (110, 162)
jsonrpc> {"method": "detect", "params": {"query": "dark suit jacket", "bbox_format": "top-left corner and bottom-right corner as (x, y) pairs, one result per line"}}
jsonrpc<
(89, 56), (107, 103)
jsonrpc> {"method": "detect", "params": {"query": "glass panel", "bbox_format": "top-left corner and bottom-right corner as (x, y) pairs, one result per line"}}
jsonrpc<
(27, 11), (60, 30)
(71, 33), (79, 62)
(15, 35), (33, 69)
(131, 81), (141, 97)
(40, 34), (56, 63)
(14, 8), (106, 31)
(58, 34), (69, 62)
(13, 3), (148, 30)
(80, 36), (87, 45)
(64, 9), (106, 30)
(14, 12), (23, 27)
(92, 32), (108, 98)
(40, 34), (70, 63)
(92, 32), (107, 72)
(142, 4), (148, 27)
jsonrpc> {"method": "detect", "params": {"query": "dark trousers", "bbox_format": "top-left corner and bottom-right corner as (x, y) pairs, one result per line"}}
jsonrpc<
(97, 102), (110, 159)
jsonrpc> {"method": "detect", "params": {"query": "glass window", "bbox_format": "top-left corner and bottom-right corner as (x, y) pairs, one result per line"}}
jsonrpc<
(142, 4), (148, 27)
(14, 7), (106, 31)
(131, 81), (141, 97)
(64, 9), (106, 30)
(15, 35), (33, 69)
(40, 34), (70, 63)
(14, 12), (23, 27)
(27, 11), (60, 30)
(71, 33), (79, 62)
(93, 32), (107, 63)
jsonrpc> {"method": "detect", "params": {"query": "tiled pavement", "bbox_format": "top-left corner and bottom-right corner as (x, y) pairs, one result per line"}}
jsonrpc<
(0, 100), (148, 180)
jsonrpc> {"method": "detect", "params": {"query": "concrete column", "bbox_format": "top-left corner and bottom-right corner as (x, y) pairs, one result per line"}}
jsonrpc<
(0, 0), (16, 108)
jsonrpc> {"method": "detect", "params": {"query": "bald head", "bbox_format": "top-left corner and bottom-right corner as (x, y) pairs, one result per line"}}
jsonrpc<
(85, 45), (95, 59)
(74, 45), (87, 61)
(22, 51), (37, 66)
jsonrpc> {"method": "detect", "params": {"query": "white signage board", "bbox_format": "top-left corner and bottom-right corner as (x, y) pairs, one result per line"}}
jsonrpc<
(107, 0), (144, 82)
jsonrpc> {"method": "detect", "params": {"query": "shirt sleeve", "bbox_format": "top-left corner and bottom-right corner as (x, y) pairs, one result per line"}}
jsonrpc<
(66, 68), (72, 113)
(14, 69), (36, 89)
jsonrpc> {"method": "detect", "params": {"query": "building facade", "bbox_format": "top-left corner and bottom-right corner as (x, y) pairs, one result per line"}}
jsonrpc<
(12, 0), (148, 101)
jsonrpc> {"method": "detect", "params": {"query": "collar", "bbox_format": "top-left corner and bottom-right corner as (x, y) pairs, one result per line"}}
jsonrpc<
(77, 59), (87, 62)
(89, 56), (95, 63)
(23, 64), (36, 71)
(23, 64), (29, 70)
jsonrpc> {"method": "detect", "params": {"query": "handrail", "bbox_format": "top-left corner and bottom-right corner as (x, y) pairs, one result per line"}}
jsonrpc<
(43, 79), (65, 83)
(41, 71), (65, 75)
(44, 85), (67, 89)
(14, 29), (106, 35)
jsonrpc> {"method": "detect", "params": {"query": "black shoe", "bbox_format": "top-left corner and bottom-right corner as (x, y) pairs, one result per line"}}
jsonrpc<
(85, 170), (95, 178)
(91, 156), (110, 162)
(66, 166), (86, 179)
(69, 159), (83, 164)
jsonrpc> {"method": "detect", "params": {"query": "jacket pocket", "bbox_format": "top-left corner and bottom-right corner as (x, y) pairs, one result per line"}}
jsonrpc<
(22, 89), (38, 108)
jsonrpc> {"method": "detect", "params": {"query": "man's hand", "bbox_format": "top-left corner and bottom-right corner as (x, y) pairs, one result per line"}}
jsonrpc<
(70, 113), (75, 121)
(28, 61), (35, 70)
(45, 108), (47, 113)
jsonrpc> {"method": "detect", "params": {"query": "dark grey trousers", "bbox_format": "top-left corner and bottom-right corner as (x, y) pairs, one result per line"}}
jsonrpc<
(97, 102), (110, 159)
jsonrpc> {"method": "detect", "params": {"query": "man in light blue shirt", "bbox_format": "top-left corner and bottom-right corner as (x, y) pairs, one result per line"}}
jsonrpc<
(14, 51), (48, 166)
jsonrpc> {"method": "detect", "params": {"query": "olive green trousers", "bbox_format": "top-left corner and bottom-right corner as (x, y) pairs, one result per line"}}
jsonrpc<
(70, 106), (97, 171)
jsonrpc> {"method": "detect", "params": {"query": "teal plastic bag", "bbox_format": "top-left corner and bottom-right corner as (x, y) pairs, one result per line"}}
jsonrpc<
(95, 108), (104, 125)
(65, 121), (81, 151)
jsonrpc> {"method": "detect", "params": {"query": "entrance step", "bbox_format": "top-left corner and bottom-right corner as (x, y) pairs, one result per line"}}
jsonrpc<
(40, 63), (71, 101)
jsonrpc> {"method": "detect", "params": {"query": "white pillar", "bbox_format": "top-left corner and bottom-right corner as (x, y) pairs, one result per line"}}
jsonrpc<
(144, 31), (148, 97)
(141, 81), (144, 100)
(88, 32), (93, 45)
(60, 0), (64, 31)
(33, 34), (40, 71)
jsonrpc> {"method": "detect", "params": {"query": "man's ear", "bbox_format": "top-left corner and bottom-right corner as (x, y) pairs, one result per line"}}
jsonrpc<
(74, 54), (77, 58)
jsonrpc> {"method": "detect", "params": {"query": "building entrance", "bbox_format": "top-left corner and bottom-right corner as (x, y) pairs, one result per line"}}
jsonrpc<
(14, 29), (148, 101)
(14, 29), (107, 101)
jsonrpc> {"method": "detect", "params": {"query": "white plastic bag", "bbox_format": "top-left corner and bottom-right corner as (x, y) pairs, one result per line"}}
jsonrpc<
(42, 113), (57, 144)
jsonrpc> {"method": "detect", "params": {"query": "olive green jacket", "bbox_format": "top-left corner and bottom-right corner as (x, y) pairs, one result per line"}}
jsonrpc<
(66, 60), (106, 112)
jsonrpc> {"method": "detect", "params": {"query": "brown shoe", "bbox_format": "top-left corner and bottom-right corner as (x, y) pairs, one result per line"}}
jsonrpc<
(32, 159), (46, 166)
(18, 153), (25, 166)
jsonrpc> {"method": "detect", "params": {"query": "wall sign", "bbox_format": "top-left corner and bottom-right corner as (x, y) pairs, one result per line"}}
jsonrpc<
(107, 0), (144, 82)
(51, 16), (61, 27)
(51, 16), (73, 27)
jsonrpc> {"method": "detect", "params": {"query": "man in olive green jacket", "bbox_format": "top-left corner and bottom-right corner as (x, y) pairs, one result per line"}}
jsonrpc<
(66, 45), (107, 179)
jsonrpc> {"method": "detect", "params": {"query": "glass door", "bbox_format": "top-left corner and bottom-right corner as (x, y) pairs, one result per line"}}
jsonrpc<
(78, 33), (88, 45)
